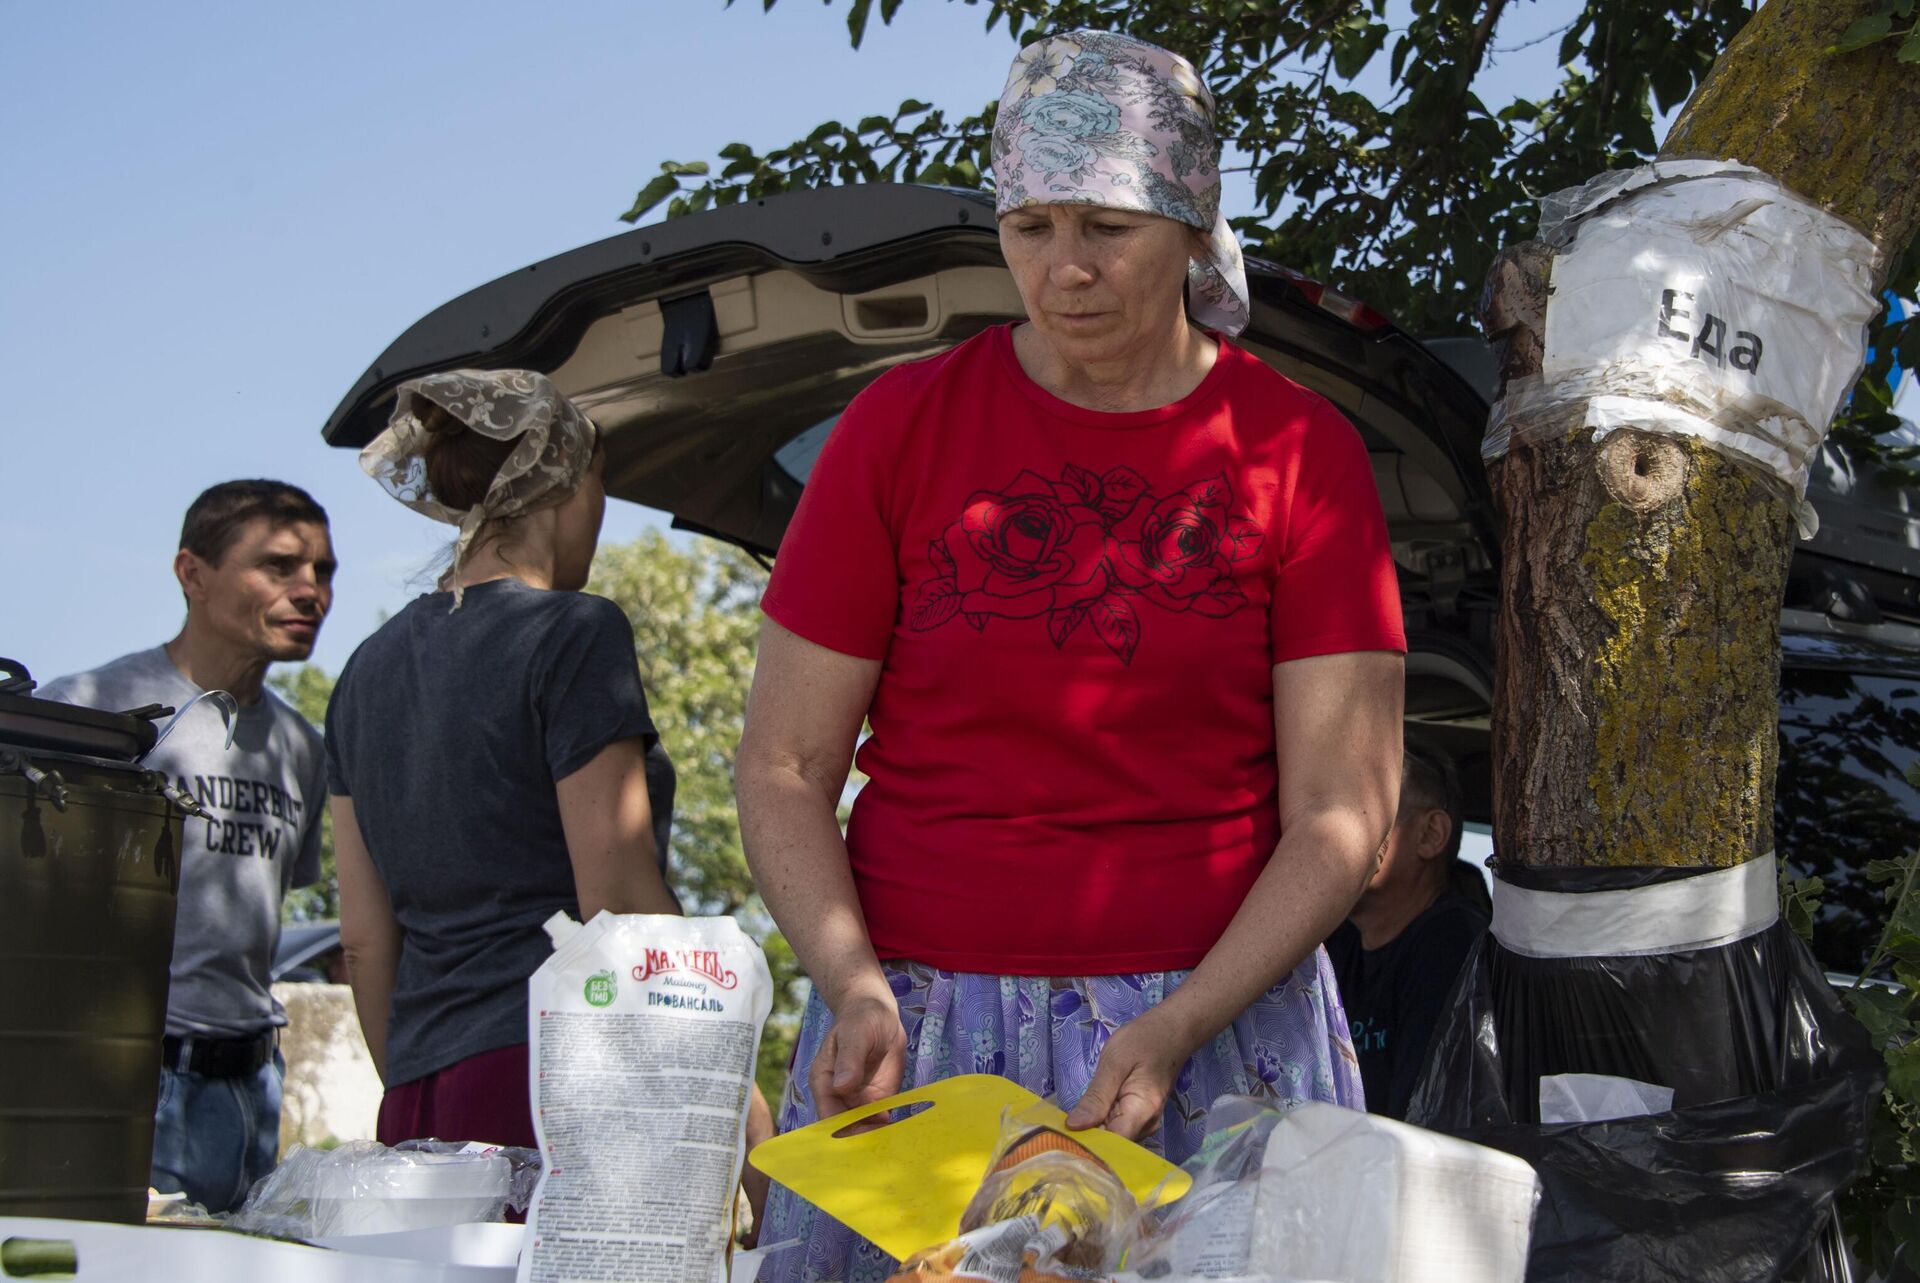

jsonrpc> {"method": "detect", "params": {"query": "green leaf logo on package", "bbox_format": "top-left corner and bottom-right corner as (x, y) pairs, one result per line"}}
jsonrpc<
(584, 970), (617, 1008)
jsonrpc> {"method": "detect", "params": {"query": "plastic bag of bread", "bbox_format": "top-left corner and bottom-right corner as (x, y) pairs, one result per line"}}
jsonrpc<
(885, 1108), (1142, 1283)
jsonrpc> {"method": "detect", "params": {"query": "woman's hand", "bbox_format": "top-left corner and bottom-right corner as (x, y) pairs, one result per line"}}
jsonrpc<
(738, 620), (901, 1120)
(1065, 1005), (1197, 1141)
(809, 988), (909, 1122)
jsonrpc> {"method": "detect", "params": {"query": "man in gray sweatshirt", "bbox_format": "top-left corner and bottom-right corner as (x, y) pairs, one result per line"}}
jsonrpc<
(42, 480), (335, 1212)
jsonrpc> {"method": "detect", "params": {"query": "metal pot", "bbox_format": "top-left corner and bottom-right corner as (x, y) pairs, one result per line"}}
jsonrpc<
(0, 657), (190, 1223)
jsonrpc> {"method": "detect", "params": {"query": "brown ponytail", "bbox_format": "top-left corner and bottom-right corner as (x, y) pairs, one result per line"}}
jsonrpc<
(418, 399), (516, 510)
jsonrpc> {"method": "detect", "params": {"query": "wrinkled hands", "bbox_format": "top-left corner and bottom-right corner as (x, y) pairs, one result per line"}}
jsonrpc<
(811, 981), (1197, 1143)
(1065, 1005), (1196, 1141)
(811, 986), (908, 1122)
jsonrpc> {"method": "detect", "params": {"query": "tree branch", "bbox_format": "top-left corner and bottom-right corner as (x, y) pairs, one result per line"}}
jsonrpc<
(1220, 0), (1364, 101)
(1492, 18), (1576, 54)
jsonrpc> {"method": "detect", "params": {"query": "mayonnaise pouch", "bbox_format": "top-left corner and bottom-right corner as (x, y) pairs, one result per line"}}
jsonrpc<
(519, 911), (772, 1283)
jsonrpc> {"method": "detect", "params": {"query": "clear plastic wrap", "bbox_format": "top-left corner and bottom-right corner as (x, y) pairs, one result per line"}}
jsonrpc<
(885, 1103), (1151, 1283)
(1484, 159), (1883, 538)
(1121, 1097), (1287, 1281)
(227, 1139), (541, 1239)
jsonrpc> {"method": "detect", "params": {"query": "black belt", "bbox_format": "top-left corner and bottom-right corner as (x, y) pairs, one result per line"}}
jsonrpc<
(161, 1030), (276, 1078)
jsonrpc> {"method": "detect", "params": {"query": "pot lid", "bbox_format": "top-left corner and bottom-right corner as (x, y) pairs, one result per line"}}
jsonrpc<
(0, 657), (165, 761)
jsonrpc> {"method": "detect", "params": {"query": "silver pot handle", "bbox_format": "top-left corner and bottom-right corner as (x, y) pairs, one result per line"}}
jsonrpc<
(141, 689), (239, 761)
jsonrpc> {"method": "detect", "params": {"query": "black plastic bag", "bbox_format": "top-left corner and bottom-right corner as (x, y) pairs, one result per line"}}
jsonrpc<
(1406, 875), (1881, 1283)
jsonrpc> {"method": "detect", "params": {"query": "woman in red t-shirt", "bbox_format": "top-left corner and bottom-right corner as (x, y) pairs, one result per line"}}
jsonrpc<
(740, 31), (1405, 1279)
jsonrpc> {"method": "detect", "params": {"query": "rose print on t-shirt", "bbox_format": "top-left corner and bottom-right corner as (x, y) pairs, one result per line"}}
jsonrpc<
(909, 463), (1263, 665)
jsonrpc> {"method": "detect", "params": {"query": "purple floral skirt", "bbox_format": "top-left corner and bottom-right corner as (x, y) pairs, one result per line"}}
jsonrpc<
(755, 950), (1363, 1283)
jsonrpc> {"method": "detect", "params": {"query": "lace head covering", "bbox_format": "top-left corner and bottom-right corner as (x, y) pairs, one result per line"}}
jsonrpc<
(991, 29), (1250, 336)
(360, 368), (599, 607)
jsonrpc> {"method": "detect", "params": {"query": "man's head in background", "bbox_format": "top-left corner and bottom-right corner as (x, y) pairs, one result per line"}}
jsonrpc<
(174, 480), (335, 663)
(1358, 735), (1463, 910)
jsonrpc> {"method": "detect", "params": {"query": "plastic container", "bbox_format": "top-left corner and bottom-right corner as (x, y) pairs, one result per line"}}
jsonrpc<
(0, 664), (184, 1224)
(308, 1151), (513, 1237)
(1249, 1102), (1538, 1283)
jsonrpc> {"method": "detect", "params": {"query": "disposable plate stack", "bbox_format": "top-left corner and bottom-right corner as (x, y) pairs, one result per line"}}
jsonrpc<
(1248, 1103), (1539, 1283)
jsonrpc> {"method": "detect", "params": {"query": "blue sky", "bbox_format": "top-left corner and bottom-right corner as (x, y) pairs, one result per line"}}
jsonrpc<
(4, 0), (1621, 681)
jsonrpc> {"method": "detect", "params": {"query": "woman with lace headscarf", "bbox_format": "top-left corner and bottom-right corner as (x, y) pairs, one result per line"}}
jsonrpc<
(325, 371), (771, 1179)
(739, 31), (1406, 1280)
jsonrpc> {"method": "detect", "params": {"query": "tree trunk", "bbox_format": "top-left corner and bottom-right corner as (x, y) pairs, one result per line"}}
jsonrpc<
(1483, 0), (1920, 869)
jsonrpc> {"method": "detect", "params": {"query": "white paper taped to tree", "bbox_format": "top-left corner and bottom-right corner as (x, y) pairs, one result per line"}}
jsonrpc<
(1487, 160), (1882, 528)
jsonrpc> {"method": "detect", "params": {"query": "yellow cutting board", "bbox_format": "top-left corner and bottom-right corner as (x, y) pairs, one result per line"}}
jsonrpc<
(746, 1074), (1190, 1261)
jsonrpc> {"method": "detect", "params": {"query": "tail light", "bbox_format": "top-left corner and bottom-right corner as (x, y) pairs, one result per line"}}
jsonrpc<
(1265, 264), (1393, 333)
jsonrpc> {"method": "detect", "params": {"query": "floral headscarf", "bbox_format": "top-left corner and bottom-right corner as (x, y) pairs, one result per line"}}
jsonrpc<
(992, 30), (1250, 336)
(360, 368), (598, 608)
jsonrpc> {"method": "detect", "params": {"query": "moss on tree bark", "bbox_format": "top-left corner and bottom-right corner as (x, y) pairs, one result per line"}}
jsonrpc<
(1485, 0), (1920, 868)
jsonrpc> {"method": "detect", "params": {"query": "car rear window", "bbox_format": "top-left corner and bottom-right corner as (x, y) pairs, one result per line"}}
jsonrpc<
(1776, 664), (1920, 974)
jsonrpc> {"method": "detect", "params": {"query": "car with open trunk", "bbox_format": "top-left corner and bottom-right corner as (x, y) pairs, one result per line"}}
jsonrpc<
(323, 183), (1920, 976)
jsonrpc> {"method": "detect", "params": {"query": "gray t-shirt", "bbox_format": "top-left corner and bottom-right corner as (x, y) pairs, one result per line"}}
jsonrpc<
(41, 648), (325, 1038)
(324, 581), (675, 1088)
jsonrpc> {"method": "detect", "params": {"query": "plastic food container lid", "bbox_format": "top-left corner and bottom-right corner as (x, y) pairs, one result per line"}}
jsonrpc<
(309, 1151), (511, 1201)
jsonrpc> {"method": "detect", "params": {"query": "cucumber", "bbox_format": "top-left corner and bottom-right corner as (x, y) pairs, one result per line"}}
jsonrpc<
(0, 1237), (79, 1279)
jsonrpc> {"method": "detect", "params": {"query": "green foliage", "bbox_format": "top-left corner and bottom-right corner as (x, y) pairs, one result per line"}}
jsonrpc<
(1831, 244), (1920, 488)
(274, 664), (339, 923)
(589, 532), (766, 918)
(586, 532), (804, 1101)
(621, 96), (980, 222)
(1787, 761), (1920, 1275)
(1827, 0), (1919, 64)
(640, 0), (1917, 471)
(655, 0), (1755, 334)
(1779, 862), (1825, 945)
